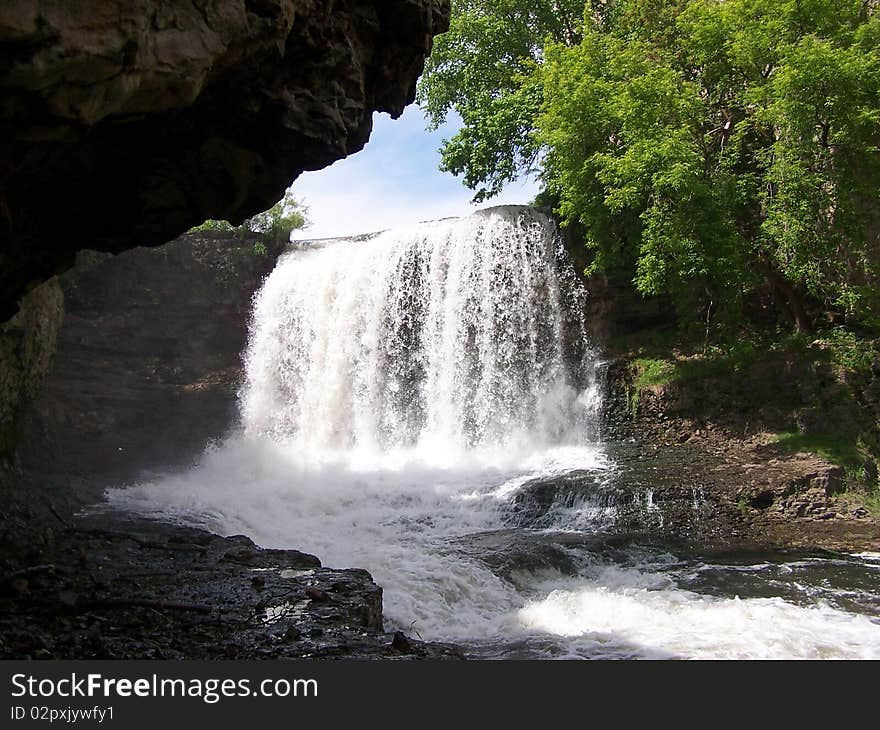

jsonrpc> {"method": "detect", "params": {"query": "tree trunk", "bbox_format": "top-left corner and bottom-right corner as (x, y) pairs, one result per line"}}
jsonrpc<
(758, 256), (814, 333)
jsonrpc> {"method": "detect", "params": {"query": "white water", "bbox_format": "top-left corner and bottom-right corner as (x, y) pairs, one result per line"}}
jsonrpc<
(108, 206), (880, 659)
(518, 564), (880, 659)
(240, 206), (597, 456)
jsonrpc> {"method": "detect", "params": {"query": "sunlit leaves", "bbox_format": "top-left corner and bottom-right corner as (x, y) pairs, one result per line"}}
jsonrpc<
(539, 0), (880, 326)
(417, 0), (587, 201)
(419, 0), (880, 329)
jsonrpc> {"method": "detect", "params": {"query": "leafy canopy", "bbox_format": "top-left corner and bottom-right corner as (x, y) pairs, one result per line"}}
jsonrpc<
(417, 0), (587, 201)
(418, 0), (880, 332)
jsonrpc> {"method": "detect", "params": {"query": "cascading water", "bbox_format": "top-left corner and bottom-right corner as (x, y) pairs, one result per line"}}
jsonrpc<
(241, 206), (598, 459)
(109, 206), (880, 659)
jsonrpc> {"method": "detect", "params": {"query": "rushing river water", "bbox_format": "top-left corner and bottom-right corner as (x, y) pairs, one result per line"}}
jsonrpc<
(108, 207), (880, 659)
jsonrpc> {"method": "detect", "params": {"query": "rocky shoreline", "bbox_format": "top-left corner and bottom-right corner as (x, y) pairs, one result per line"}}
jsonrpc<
(3, 417), (878, 659)
(5, 383), (878, 660)
(599, 356), (880, 554)
(0, 469), (462, 660)
(4, 429), (876, 660)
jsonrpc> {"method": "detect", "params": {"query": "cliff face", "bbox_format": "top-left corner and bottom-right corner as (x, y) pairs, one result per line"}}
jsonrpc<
(0, 279), (64, 457)
(19, 232), (285, 494)
(0, 0), (450, 320)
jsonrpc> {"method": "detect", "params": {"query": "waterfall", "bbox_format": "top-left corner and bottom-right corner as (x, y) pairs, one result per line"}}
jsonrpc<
(241, 206), (600, 461)
(106, 205), (880, 658)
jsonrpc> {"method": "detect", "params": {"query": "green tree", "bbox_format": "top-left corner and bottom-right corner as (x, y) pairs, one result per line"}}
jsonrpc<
(241, 189), (309, 245)
(189, 190), (309, 245)
(417, 0), (589, 201)
(420, 0), (880, 333)
(188, 219), (234, 233)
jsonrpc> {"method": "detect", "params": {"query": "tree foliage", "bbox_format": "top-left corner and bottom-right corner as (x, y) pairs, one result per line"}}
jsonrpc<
(419, 0), (880, 333)
(417, 0), (588, 201)
(189, 190), (309, 246)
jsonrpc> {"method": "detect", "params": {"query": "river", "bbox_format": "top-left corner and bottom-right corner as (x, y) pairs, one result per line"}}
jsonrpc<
(107, 207), (880, 658)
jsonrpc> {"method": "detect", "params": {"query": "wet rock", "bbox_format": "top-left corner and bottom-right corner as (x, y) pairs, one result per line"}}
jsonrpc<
(748, 490), (775, 510)
(57, 591), (79, 611)
(0, 499), (460, 659)
(10, 578), (29, 597)
(391, 631), (414, 653)
(221, 548), (259, 565)
(305, 587), (331, 603)
(0, 279), (64, 460)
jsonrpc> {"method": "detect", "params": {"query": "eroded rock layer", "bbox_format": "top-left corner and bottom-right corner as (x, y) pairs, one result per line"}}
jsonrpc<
(0, 0), (450, 319)
(20, 231), (286, 488)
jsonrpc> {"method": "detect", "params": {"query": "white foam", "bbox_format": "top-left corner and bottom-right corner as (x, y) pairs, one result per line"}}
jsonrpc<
(108, 434), (607, 639)
(518, 566), (880, 659)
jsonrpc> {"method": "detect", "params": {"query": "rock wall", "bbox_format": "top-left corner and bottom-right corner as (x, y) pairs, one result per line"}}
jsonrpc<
(0, 0), (450, 320)
(0, 278), (64, 458)
(19, 232), (284, 496)
(555, 217), (676, 344)
(602, 353), (873, 447)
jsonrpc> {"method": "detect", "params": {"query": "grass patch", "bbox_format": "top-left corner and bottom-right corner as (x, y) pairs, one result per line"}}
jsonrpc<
(626, 326), (878, 399)
(627, 331), (779, 389)
(631, 345), (760, 389)
(837, 483), (880, 518)
(632, 358), (676, 388)
(863, 488), (880, 516)
(773, 431), (862, 467)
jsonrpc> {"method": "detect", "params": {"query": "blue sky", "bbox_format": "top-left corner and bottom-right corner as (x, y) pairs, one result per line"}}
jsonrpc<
(289, 105), (540, 239)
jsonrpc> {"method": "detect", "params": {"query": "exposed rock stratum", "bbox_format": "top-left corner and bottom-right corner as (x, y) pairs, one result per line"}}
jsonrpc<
(0, 0), (450, 319)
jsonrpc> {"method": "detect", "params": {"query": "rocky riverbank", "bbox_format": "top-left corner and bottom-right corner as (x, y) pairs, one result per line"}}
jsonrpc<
(0, 467), (461, 659)
(597, 349), (880, 553)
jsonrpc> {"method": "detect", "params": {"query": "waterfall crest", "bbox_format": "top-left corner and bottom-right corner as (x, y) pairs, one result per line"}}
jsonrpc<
(241, 206), (599, 459)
